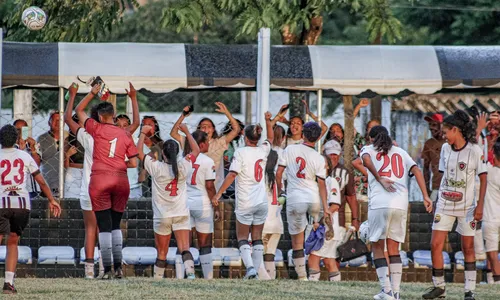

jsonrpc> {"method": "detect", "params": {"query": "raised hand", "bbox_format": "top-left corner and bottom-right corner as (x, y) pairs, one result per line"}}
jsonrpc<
(265, 111), (272, 120)
(301, 99), (311, 115)
(68, 82), (79, 99)
(178, 123), (190, 134)
(215, 102), (230, 116)
(358, 99), (370, 108)
(477, 112), (489, 132)
(91, 84), (101, 96)
(125, 82), (137, 99)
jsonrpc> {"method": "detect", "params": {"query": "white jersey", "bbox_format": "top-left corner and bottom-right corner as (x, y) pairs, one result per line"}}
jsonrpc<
(262, 177), (284, 234)
(229, 141), (271, 214)
(360, 145), (416, 211)
(144, 155), (193, 219)
(187, 153), (216, 211)
(483, 164), (500, 222)
(0, 148), (39, 210)
(77, 128), (94, 199)
(278, 144), (326, 205)
(325, 176), (343, 241)
(438, 142), (487, 217)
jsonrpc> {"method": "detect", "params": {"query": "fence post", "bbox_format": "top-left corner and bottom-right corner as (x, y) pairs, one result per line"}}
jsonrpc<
(13, 90), (34, 135)
(257, 28), (271, 139)
(59, 87), (65, 200)
(0, 28), (2, 114)
(317, 89), (323, 150)
(343, 95), (354, 173)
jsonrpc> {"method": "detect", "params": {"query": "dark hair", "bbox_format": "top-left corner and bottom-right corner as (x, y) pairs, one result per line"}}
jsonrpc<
(222, 119), (244, 142)
(96, 102), (114, 118)
(365, 119), (380, 141)
(0, 125), (19, 148)
(443, 110), (477, 144)
(141, 116), (163, 144)
(163, 140), (180, 179)
(325, 123), (344, 146)
(265, 150), (279, 190)
(370, 125), (392, 155)
(90, 104), (100, 122)
(244, 124), (263, 143)
(303, 122), (322, 143)
(323, 153), (333, 175)
(48, 111), (59, 123)
(197, 118), (219, 139)
(13, 119), (27, 127)
(286, 116), (304, 137)
(183, 130), (208, 157)
(494, 141), (500, 161)
(273, 125), (285, 148)
(115, 114), (131, 125)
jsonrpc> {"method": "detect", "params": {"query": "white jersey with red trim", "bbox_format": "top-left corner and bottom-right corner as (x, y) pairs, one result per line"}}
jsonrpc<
(325, 176), (343, 241)
(437, 142), (487, 217)
(278, 144), (327, 205)
(187, 153), (216, 211)
(262, 176), (284, 234)
(0, 148), (39, 210)
(484, 163), (500, 222)
(360, 145), (417, 211)
(229, 141), (271, 214)
(77, 128), (94, 199)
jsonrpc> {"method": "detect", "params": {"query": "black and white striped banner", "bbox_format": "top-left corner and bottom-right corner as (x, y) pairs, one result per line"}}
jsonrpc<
(2, 42), (500, 95)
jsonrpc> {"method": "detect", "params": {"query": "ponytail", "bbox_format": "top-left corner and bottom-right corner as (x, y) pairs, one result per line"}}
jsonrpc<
(369, 126), (392, 155)
(183, 130), (207, 157)
(272, 125), (285, 148)
(265, 150), (278, 190)
(443, 110), (477, 144)
(244, 124), (263, 143)
(163, 140), (180, 179)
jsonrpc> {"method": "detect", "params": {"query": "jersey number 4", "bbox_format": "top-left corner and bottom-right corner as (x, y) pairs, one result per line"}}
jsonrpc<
(165, 179), (179, 196)
(376, 153), (404, 178)
(1, 159), (25, 185)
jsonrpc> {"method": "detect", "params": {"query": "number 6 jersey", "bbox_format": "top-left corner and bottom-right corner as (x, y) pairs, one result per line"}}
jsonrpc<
(360, 145), (416, 211)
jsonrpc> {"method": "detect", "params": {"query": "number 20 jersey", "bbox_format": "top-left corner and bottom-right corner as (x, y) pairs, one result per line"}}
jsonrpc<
(278, 144), (327, 205)
(360, 145), (416, 211)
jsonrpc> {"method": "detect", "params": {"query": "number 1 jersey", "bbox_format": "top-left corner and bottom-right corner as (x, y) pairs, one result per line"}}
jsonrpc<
(360, 145), (416, 211)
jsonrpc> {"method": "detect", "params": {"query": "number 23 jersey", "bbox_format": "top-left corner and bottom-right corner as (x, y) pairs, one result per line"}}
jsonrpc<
(437, 142), (487, 217)
(278, 144), (327, 205)
(360, 145), (416, 211)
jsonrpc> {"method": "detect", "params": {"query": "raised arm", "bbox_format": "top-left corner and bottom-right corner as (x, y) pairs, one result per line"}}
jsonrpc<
(75, 84), (100, 124)
(179, 123), (200, 160)
(265, 111), (274, 143)
(215, 102), (240, 143)
(476, 112), (489, 141)
(137, 125), (152, 162)
(64, 83), (80, 135)
(353, 99), (370, 119)
(170, 106), (191, 144)
(125, 82), (140, 134)
(302, 99), (328, 139)
(271, 104), (289, 127)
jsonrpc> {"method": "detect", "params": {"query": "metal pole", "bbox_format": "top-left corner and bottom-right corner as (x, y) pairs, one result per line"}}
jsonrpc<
(317, 89), (323, 151)
(256, 30), (262, 127)
(0, 28), (3, 118)
(260, 28), (271, 140)
(59, 87), (65, 199)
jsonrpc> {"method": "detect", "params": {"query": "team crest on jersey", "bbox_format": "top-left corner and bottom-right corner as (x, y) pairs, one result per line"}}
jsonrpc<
(4, 186), (21, 195)
(459, 162), (467, 171)
(470, 221), (477, 230)
(331, 188), (338, 196)
(434, 214), (441, 223)
(335, 177), (341, 183)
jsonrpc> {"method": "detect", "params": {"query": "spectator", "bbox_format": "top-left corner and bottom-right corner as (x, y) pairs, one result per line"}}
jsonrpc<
(222, 119), (245, 169)
(13, 119), (41, 198)
(63, 114), (85, 199)
(37, 111), (68, 197)
(116, 114), (142, 198)
(422, 113), (445, 201)
(324, 123), (344, 146)
(138, 116), (164, 197)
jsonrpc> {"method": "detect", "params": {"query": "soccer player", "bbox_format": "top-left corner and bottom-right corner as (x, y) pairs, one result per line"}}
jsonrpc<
(138, 124), (200, 280)
(212, 112), (274, 279)
(422, 110), (487, 300)
(75, 85), (139, 279)
(0, 125), (61, 294)
(276, 122), (330, 281)
(361, 126), (431, 300)
(482, 141), (500, 284)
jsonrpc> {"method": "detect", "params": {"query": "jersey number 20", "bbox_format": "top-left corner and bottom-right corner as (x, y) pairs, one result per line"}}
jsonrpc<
(376, 153), (404, 178)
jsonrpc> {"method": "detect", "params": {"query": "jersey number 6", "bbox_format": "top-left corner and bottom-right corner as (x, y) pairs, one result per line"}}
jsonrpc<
(254, 159), (263, 182)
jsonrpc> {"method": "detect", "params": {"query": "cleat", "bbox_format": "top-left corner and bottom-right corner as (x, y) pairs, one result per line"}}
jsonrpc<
(464, 291), (475, 300)
(374, 290), (394, 300)
(422, 287), (446, 299)
(2, 282), (17, 294)
(243, 267), (258, 280)
(298, 277), (309, 281)
(97, 271), (113, 280)
(187, 273), (196, 280)
(114, 267), (123, 279)
(393, 292), (400, 300)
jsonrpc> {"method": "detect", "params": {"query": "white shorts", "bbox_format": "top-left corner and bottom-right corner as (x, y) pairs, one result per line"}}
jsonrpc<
(154, 216), (191, 236)
(483, 221), (500, 252)
(311, 227), (346, 259)
(64, 167), (83, 199)
(190, 209), (214, 234)
(263, 233), (281, 254)
(236, 203), (268, 226)
(129, 186), (142, 199)
(432, 210), (476, 237)
(286, 202), (321, 235)
(79, 194), (92, 211)
(368, 208), (407, 243)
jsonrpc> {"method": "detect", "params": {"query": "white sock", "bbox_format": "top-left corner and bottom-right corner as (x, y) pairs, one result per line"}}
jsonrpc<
(258, 263), (271, 280)
(293, 257), (307, 279)
(464, 270), (477, 292)
(374, 258), (391, 293)
(182, 251), (195, 276)
(111, 229), (123, 268)
(98, 250), (104, 275)
(487, 271), (494, 284)
(199, 253), (213, 279)
(308, 269), (320, 281)
(432, 276), (446, 288)
(264, 260), (276, 279)
(154, 265), (165, 279)
(251, 242), (264, 272)
(389, 256), (403, 293)
(175, 254), (185, 279)
(4, 271), (14, 284)
(98, 232), (112, 271)
(329, 271), (341, 282)
(84, 262), (94, 277)
(238, 241), (254, 269)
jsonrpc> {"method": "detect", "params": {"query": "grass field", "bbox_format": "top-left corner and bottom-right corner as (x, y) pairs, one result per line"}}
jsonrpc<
(7, 278), (500, 299)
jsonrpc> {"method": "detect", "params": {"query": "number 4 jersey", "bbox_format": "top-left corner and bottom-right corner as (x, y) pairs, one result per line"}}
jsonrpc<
(360, 145), (417, 211)
(0, 148), (39, 209)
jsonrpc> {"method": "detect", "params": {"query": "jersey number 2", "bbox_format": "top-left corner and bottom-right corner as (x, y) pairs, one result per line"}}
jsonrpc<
(1, 159), (25, 185)
(165, 179), (179, 196)
(296, 157), (306, 179)
(376, 153), (404, 178)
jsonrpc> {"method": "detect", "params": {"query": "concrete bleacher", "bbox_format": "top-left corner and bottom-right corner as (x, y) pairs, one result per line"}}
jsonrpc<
(0, 198), (492, 282)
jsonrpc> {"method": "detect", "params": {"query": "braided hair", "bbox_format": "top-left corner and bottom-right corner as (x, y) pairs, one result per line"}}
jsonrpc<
(369, 125), (392, 155)
(265, 150), (278, 190)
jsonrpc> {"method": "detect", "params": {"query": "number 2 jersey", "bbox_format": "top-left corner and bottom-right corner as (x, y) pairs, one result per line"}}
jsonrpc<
(229, 141), (271, 214)
(437, 142), (487, 217)
(360, 145), (417, 211)
(0, 148), (39, 210)
(278, 144), (327, 205)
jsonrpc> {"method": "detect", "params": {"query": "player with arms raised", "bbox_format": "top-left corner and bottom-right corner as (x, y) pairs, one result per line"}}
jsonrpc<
(0, 125), (61, 294)
(276, 122), (330, 281)
(361, 126), (431, 300)
(75, 87), (138, 279)
(212, 112), (274, 279)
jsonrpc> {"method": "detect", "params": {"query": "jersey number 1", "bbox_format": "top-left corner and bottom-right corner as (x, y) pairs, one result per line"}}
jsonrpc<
(376, 153), (404, 178)
(108, 138), (117, 158)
